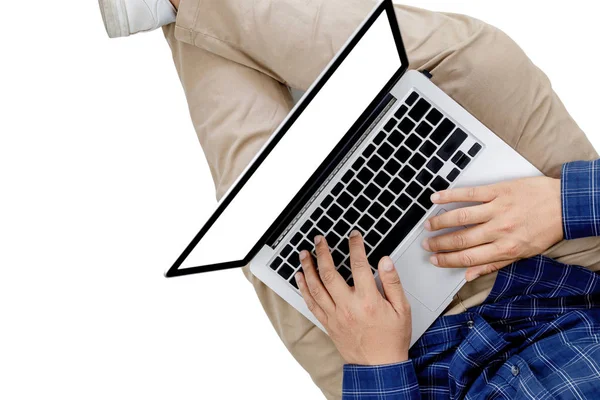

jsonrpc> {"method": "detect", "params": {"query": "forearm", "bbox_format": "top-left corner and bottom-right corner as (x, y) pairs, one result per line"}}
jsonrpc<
(561, 159), (600, 239)
(342, 361), (421, 400)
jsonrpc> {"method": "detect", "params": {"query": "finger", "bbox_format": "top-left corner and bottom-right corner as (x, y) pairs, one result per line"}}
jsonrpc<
(431, 184), (500, 205)
(425, 204), (493, 232)
(299, 250), (336, 313)
(423, 224), (495, 253)
(378, 257), (410, 314)
(295, 272), (328, 325)
(348, 230), (378, 294)
(430, 242), (516, 269)
(464, 259), (516, 282)
(314, 235), (351, 301)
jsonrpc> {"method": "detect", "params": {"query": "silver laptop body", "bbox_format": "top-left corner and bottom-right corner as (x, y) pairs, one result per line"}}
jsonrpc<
(167, 0), (540, 346)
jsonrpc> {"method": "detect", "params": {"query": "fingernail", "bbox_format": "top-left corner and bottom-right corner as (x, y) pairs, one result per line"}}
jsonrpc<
(314, 235), (322, 245)
(349, 230), (361, 238)
(431, 193), (440, 202)
(430, 255), (438, 266)
(467, 273), (480, 282)
(421, 238), (431, 251)
(424, 220), (431, 231)
(299, 250), (308, 261)
(382, 257), (394, 272)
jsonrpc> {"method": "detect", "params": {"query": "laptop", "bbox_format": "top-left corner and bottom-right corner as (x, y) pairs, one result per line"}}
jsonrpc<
(165, 0), (541, 346)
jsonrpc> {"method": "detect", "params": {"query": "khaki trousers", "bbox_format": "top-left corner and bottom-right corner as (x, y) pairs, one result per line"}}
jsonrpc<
(163, 1), (600, 398)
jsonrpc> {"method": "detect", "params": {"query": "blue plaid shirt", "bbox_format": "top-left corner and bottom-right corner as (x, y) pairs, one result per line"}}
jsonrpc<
(343, 160), (600, 399)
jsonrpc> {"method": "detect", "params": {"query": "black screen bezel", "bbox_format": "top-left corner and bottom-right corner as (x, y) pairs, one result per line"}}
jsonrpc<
(165, 0), (408, 277)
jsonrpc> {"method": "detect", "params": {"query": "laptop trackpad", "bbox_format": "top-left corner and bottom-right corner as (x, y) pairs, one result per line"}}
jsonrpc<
(393, 209), (467, 312)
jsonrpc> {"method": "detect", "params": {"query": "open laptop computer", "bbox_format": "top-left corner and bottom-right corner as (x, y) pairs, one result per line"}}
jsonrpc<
(165, 0), (540, 346)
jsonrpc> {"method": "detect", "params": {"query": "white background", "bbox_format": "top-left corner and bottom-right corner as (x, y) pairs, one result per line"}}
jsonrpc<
(0, 1), (598, 399)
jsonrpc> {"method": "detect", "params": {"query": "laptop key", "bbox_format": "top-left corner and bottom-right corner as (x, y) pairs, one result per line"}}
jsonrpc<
(328, 203), (344, 220)
(394, 146), (411, 163)
(278, 264), (295, 280)
(367, 155), (385, 172)
(408, 98), (431, 122)
(281, 244), (293, 258)
(352, 156), (366, 171)
(394, 104), (408, 120)
(368, 204), (427, 267)
(300, 220), (312, 234)
(298, 239), (314, 253)
(367, 203), (385, 219)
(317, 216), (334, 232)
(426, 108), (443, 126)
(326, 232), (341, 248)
(419, 140), (437, 157)
(375, 218), (392, 234)
(333, 220), (351, 237)
(379, 189), (395, 206)
(270, 257), (283, 270)
(426, 157), (444, 174)
(364, 183), (382, 200)
(416, 170), (433, 186)
(399, 118), (416, 135)
(338, 266), (352, 280)
(451, 150), (471, 169)
(437, 128), (467, 161)
(431, 176), (450, 191)
(430, 119), (456, 145)
(415, 121), (433, 138)
(377, 142), (394, 159)
(347, 179), (364, 196)
(418, 188), (435, 209)
(385, 205), (402, 222)
(389, 178), (406, 194)
(321, 194), (334, 209)
(399, 165), (417, 182)
(290, 232), (303, 246)
(468, 143), (482, 157)
(310, 207), (324, 221)
(396, 193), (412, 210)
(405, 91), (419, 106)
(341, 170), (354, 183)
(332, 249), (345, 265)
(373, 131), (387, 145)
(374, 171), (392, 188)
(447, 168), (460, 182)
(408, 153), (426, 170)
(383, 158), (401, 176)
(343, 207), (360, 224)
(289, 275), (299, 289)
(347, 277), (355, 287)
(406, 182), (423, 198)
(332, 182), (344, 196)
(358, 214), (375, 231)
(338, 192), (353, 208)
(383, 118), (397, 133)
(388, 129), (405, 147)
(354, 195), (371, 212)
(405, 134), (422, 150)
(357, 168), (375, 184)
(363, 143), (376, 158)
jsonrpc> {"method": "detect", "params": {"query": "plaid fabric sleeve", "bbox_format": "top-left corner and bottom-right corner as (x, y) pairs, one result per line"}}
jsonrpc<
(342, 361), (420, 399)
(562, 160), (600, 239)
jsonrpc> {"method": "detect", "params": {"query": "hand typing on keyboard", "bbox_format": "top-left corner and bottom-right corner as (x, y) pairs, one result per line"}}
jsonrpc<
(295, 230), (412, 366)
(421, 176), (563, 282)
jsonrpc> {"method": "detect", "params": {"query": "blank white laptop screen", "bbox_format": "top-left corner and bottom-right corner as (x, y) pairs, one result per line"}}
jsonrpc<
(180, 11), (402, 269)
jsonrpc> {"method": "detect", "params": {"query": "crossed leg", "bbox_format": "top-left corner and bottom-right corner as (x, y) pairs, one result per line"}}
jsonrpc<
(163, 1), (600, 398)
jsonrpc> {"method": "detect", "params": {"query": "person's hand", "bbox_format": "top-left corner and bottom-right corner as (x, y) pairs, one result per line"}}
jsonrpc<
(295, 231), (412, 366)
(422, 176), (563, 281)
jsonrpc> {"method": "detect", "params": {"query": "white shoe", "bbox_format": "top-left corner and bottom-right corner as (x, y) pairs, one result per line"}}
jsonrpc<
(98, 0), (177, 38)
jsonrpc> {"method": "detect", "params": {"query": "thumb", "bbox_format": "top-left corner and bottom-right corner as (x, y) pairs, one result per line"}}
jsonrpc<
(378, 256), (409, 312)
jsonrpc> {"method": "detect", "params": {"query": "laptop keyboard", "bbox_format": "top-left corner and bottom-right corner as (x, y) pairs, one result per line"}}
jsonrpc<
(269, 90), (482, 290)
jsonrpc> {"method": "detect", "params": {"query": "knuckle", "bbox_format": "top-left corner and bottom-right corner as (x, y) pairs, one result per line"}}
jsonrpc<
(361, 301), (378, 317)
(320, 270), (336, 285)
(457, 209), (470, 225)
(309, 285), (321, 299)
(352, 259), (370, 270)
(341, 307), (356, 324)
(459, 252), (476, 267)
(504, 242), (521, 258)
(306, 299), (317, 312)
(453, 233), (467, 248)
(500, 221), (517, 233)
(467, 187), (477, 199)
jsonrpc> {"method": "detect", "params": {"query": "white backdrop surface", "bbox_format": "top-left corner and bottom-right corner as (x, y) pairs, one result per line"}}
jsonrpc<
(0, 1), (598, 399)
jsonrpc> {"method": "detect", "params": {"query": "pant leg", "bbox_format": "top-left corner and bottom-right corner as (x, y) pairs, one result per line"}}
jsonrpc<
(168, 1), (600, 398)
